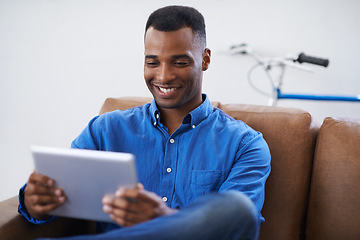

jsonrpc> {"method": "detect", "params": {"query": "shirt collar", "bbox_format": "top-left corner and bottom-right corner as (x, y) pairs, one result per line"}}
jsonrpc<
(150, 100), (160, 126)
(184, 94), (213, 127)
(150, 94), (213, 128)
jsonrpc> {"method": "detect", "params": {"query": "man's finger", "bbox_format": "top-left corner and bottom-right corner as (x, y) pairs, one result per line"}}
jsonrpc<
(28, 194), (63, 206)
(103, 195), (140, 213)
(136, 183), (144, 190)
(28, 172), (54, 187)
(31, 202), (60, 216)
(114, 183), (147, 198)
(115, 187), (139, 198)
(109, 208), (149, 227)
(25, 183), (53, 196)
(115, 187), (158, 206)
(113, 207), (148, 222)
(136, 190), (163, 206)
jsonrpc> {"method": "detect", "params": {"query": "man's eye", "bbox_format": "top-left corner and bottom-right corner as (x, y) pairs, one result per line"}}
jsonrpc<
(174, 61), (189, 67)
(145, 61), (159, 67)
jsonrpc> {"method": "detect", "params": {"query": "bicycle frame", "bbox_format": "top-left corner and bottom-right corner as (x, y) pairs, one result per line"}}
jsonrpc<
(271, 88), (360, 106)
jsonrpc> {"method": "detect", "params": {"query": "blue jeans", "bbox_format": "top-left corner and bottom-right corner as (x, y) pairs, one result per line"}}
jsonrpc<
(39, 191), (260, 240)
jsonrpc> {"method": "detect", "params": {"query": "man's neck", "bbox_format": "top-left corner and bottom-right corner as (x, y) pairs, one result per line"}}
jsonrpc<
(158, 98), (203, 135)
(159, 108), (186, 135)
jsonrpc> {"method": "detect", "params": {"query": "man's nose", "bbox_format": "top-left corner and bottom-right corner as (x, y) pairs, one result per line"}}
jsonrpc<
(157, 63), (175, 83)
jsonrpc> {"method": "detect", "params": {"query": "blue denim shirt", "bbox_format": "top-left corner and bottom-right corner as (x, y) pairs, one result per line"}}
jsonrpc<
(18, 94), (271, 230)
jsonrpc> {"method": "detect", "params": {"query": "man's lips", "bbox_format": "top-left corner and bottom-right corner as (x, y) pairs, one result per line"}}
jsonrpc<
(158, 86), (178, 93)
(152, 83), (181, 96)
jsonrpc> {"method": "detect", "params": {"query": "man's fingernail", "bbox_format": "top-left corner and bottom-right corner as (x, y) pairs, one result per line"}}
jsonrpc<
(58, 197), (65, 203)
(137, 183), (144, 190)
(103, 205), (111, 213)
(102, 195), (111, 203)
(55, 189), (61, 196)
(48, 179), (54, 186)
(115, 189), (124, 196)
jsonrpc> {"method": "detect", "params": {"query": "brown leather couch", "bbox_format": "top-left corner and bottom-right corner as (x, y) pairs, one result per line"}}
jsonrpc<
(1, 97), (359, 240)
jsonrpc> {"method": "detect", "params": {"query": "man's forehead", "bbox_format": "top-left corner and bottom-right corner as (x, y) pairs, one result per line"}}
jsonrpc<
(144, 27), (203, 55)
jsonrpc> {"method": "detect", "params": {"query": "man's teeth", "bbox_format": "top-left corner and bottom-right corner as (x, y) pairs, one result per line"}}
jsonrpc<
(159, 87), (176, 93)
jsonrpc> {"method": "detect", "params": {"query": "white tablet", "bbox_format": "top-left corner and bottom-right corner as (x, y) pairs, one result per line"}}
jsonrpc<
(31, 146), (138, 223)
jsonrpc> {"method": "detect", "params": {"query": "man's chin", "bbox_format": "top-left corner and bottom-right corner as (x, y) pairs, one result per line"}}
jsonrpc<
(155, 101), (179, 110)
(153, 97), (181, 109)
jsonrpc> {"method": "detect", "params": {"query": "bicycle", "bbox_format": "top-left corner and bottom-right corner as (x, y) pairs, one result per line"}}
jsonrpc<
(230, 43), (360, 106)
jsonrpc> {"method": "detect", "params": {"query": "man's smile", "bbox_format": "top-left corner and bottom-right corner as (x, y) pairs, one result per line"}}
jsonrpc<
(158, 87), (178, 93)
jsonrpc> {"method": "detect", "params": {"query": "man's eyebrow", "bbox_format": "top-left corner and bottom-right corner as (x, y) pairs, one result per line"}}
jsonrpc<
(144, 54), (191, 59)
(145, 55), (157, 59)
(172, 54), (191, 59)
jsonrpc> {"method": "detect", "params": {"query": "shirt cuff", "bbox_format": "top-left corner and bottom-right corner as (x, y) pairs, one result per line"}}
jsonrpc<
(18, 183), (57, 225)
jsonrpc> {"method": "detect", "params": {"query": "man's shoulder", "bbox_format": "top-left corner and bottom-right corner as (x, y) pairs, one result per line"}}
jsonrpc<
(211, 107), (246, 127)
(210, 107), (260, 139)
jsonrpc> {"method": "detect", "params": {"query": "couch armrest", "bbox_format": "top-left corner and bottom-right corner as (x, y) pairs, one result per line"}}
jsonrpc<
(0, 196), (95, 240)
(306, 117), (360, 240)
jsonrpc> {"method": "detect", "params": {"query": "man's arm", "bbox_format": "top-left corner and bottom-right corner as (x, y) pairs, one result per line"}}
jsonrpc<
(219, 132), (271, 223)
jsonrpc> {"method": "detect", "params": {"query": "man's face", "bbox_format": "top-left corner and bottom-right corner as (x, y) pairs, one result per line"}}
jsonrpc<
(144, 27), (210, 111)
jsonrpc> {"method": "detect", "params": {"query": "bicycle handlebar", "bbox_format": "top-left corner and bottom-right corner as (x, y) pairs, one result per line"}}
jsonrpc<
(230, 43), (330, 68)
(296, 53), (329, 67)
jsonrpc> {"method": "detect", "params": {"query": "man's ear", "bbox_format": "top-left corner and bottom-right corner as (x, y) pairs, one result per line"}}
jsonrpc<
(202, 48), (211, 71)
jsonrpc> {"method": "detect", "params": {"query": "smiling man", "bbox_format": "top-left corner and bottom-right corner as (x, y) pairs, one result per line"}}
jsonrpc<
(143, 17), (211, 135)
(18, 6), (271, 240)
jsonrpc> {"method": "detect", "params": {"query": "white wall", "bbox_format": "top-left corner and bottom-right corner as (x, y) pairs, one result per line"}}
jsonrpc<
(1, 0), (359, 201)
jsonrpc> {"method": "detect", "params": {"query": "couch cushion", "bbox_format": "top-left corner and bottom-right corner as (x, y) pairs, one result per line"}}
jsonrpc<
(306, 117), (360, 240)
(219, 103), (319, 240)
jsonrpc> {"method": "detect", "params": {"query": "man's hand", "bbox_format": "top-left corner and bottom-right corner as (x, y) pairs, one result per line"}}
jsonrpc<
(24, 171), (66, 220)
(102, 183), (178, 227)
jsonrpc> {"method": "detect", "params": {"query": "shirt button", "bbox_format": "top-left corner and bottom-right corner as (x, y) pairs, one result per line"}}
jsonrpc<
(166, 167), (172, 173)
(192, 125), (196, 129)
(156, 114), (159, 119)
(162, 196), (168, 202)
(170, 139), (175, 144)
(153, 121), (157, 126)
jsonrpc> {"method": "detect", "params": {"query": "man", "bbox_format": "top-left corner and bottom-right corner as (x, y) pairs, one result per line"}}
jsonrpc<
(18, 5), (271, 240)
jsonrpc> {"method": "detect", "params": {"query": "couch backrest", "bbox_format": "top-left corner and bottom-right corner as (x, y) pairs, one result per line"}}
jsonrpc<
(306, 117), (360, 240)
(219, 103), (319, 240)
(99, 97), (319, 240)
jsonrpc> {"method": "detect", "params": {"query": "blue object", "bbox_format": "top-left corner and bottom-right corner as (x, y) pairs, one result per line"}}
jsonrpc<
(277, 88), (360, 102)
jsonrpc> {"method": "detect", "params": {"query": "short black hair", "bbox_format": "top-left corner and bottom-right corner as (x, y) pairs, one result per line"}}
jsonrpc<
(145, 5), (206, 47)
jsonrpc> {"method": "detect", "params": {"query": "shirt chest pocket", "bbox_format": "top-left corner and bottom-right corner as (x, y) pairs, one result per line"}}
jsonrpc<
(189, 170), (224, 197)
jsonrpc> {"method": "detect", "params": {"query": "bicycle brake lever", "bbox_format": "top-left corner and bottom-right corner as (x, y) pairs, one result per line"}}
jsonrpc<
(229, 43), (252, 55)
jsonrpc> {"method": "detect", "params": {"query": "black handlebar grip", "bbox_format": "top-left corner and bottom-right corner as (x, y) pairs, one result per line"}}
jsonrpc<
(297, 53), (329, 67)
